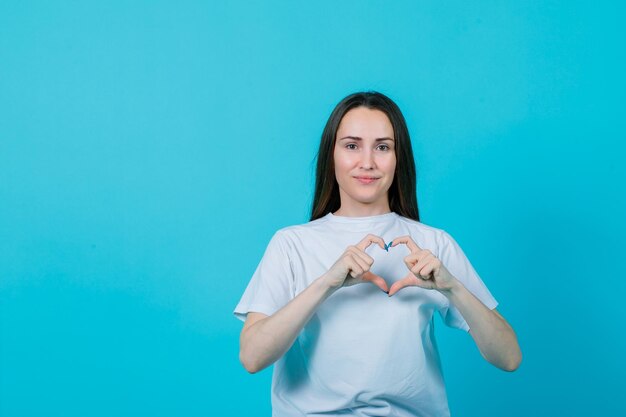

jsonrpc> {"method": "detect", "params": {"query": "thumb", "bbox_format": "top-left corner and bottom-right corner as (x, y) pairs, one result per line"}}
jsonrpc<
(388, 274), (416, 296)
(362, 271), (389, 293)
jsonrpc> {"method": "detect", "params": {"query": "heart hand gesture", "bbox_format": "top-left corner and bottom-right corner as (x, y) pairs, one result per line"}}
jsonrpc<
(387, 235), (458, 296)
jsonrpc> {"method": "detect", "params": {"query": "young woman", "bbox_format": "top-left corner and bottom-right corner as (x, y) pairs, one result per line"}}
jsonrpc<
(234, 92), (521, 417)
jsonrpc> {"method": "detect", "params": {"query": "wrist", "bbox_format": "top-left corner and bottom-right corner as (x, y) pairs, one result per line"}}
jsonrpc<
(438, 278), (465, 299)
(314, 274), (341, 297)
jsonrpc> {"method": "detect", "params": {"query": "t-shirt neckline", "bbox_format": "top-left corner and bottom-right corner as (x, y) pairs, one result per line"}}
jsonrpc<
(325, 211), (398, 223)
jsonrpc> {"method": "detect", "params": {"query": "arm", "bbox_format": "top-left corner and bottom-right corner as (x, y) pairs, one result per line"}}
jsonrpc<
(239, 234), (389, 374)
(239, 276), (337, 373)
(388, 235), (522, 372)
(442, 282), (522, 371)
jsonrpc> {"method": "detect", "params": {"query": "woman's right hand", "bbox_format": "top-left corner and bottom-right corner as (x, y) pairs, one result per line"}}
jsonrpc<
(240, 234), (389, 373)
(321, 234), (389, 293)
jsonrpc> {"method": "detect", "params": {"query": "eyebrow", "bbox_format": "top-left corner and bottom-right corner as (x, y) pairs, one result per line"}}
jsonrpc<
(338, 136), (394, 142)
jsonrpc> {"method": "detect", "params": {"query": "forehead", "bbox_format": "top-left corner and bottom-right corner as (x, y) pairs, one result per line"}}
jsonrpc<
(337, 107), (394, 138)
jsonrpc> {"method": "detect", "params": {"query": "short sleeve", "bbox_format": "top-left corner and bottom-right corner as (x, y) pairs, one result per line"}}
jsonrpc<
(436, 230), (499, 331)
(233, 230), (295, 322)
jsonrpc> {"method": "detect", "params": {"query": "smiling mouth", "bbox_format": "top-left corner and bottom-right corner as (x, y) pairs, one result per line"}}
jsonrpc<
(354, 176), (380, 184)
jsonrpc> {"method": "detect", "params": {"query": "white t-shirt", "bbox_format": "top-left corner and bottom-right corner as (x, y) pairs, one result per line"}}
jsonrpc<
(234, 211), (498, 417)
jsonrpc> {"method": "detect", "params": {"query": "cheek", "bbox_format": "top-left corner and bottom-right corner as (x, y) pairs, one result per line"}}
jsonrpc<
(333, 153), (345, 179)
(333, 150), (356, 172)
(380, 154), (396, 173)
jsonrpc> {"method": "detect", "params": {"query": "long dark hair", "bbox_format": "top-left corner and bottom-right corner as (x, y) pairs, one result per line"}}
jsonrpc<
(310, 91), (419, 221)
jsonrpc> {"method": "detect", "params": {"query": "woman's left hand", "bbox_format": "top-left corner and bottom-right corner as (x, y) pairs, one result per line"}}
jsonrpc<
(387, 235), (458, 296)
(387, 236), (522, 371)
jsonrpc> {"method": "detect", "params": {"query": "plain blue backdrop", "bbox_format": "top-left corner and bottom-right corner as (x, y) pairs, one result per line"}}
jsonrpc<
(1, 1), (625, 416)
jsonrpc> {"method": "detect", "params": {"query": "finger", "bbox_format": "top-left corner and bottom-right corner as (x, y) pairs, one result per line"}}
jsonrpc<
(347, 251), (371, 276)
(404, 251), (431, 268)
(362, 271), (389, 293)
(390, 235), (422, 253)
(409, 249), (433, 260)
(408, 253), (436, 276)
(410, 261), (433, 280)
(346, 246), (375, 268)
(387, 273), (418, 296)
(345, 254), (365, 278)
(390, 272), (436, 295)
(417, 261), (435, 279)
(420, 258), (444, 279)
(355, 234), (386, 252)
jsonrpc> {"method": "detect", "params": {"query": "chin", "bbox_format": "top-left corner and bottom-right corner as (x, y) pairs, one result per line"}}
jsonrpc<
(350, 194), (385, 204)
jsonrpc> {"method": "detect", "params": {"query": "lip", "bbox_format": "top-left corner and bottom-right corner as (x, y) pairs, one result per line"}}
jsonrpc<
(354, 176), (380, 184)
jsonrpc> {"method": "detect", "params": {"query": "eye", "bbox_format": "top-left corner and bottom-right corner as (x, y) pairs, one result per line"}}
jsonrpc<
(346, 143), (358, 150)
(377, 144), (391, 151)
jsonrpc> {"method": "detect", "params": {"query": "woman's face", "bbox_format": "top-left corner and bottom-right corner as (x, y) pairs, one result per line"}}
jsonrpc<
(333, 106), (396, 212)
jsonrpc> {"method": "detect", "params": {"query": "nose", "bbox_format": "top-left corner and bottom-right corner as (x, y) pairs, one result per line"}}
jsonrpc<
(360, 148), (375, 169)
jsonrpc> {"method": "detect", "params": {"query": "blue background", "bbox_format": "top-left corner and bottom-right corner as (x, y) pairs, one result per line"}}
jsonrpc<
(1, 1), (625, 416)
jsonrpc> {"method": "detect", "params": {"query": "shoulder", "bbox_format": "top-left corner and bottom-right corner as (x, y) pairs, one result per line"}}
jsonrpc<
(394, 215), (450, 241)
(393, 215), (460, 258)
